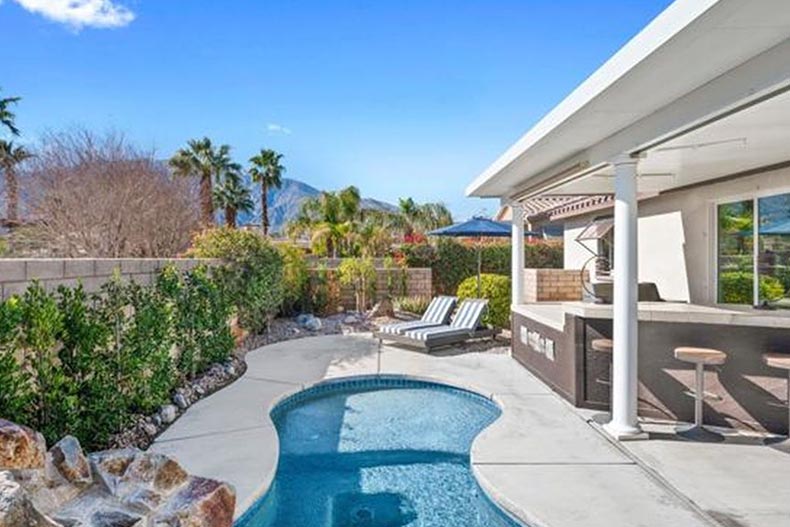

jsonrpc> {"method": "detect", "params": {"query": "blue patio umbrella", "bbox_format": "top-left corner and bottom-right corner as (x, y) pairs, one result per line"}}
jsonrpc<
(428, 217), (539, 297)
(761, 219), (790, 235)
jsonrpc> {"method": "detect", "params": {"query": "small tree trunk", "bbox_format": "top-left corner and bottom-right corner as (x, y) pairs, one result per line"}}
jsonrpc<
(200, 174), (214, 226)
(6, 167), (18, 224)
(226, 207), (237, 229)
(261, 181), (269, 236)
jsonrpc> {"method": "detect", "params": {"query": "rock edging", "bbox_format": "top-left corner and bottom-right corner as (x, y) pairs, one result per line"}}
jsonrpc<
(0, 419), (235, 527)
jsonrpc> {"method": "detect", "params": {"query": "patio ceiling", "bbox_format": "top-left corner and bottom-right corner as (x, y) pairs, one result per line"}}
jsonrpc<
(467, 0), (790, 200)
(548, 87), (790, 196)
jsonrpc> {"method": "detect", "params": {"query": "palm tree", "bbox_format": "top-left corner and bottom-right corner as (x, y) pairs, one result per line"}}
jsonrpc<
(170, 138), (240, 226)
(397, 197), (420, 237)
(213, 172), (253, 229)
(289, 186), (362, 257)
(0, 140), (32, 224)
(0, 89), (21, 136)
(249, 149), (285, 236)
(416, 202), (453, 231)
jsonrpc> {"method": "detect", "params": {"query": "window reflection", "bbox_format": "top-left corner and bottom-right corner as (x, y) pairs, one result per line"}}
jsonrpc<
(717, 200), (754, 304)
(758, 192), (790, 308)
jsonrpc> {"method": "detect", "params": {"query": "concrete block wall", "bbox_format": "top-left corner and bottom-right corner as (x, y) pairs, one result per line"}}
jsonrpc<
(523, 268), (588, 303)
(309, 267), (432, 311)
(0, 258), (221, 300)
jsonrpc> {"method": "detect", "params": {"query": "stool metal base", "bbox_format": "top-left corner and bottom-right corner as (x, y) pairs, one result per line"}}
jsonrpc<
(765, 436), (790, 454)
(676, 424), (725, 443)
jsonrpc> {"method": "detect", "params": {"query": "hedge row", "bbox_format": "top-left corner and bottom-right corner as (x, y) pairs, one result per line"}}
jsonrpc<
(399, 239), (562, 294)
(0, 266), (235, 450)
(0, 229), (298, 451)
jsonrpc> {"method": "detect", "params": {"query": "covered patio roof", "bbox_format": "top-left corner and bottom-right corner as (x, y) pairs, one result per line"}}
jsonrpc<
(467, 0), (790, 200)
(472, 0), (790, 442)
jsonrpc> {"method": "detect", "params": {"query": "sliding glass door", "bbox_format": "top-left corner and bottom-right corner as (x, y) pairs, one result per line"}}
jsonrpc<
(717, 192), (790, 307)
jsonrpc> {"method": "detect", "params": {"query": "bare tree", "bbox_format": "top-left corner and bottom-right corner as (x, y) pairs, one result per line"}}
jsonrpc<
(24, 129), (201, 257)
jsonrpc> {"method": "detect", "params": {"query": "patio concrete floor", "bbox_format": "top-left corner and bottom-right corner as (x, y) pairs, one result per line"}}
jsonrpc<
(150, 334), (788, 527)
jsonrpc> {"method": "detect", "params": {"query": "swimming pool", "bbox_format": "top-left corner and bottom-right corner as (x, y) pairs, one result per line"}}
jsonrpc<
(236, 376), (525, 527)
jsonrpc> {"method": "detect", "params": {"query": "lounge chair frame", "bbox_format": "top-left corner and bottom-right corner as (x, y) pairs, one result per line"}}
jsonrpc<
(379, 326), (499, 351)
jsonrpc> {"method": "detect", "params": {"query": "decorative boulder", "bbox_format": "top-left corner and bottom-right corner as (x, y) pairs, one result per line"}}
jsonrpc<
(89, 450), (138, 495)
(49, 436), (92, 486)
(121, 452), (188, 495)
(152, 477), (235, 527)
(0, 419), (46, 470)
(173, 393), (188, 411)
(0, 472), (59, 527)
(303, 316), (322, 332)
(0, 422), (235, 527)
(159, 405), (178, 425)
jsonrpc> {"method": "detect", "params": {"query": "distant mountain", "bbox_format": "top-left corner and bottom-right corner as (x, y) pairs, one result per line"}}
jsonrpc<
(237, 178), (398, 233)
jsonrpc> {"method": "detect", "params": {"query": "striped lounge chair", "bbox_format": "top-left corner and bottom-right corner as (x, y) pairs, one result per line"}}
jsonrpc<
(375, 296), (457, 342)
(386, 299), (497, 351)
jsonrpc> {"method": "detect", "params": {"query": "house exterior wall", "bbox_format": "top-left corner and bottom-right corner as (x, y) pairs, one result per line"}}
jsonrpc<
(562, 165), (790, 304)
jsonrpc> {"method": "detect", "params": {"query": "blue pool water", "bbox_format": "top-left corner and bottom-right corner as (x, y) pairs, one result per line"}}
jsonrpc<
(236, 377), (524, 527)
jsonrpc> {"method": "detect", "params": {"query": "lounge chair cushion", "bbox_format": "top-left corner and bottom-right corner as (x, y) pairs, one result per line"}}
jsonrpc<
(404, 299), (488, 342)
(377, 296), (456, 335)
(378, 320), (444, 335)
(448, 299), (487, 330)
(421, 296), (458, 324)
(404, 326), (475, 342)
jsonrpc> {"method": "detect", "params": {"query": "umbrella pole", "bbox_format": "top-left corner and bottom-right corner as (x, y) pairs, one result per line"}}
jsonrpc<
(477, 237), (482, 298)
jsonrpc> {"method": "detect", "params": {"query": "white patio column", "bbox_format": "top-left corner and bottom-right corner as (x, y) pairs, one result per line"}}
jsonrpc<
(511, 202), (525, 306)
(603, 154), (645, 440)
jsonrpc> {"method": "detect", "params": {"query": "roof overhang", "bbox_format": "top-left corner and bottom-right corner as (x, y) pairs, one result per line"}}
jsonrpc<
(467, 0), (790, 200)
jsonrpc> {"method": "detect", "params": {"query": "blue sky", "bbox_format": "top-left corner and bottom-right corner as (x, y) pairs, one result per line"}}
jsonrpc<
(1, 0), (672, 219)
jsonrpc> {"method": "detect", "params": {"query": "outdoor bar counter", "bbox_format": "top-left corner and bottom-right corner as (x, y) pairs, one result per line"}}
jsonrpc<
(511, 302), (790, 434)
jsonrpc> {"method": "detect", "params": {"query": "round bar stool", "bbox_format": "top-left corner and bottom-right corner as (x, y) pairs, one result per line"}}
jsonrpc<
(674, 347), (727, 442)
(762, 352), (790, 453)
(592, 339), (614, 411)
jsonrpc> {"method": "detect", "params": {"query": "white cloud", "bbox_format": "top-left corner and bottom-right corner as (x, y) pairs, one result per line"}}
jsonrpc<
(13, 0), (135, 29)
(266, 123), (292, 136)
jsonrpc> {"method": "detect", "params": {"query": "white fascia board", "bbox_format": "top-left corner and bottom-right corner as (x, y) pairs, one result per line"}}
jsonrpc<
(466, 0), (721, 198)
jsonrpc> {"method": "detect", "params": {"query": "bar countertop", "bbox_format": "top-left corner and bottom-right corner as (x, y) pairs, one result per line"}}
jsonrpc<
(512, 301), (790, 332)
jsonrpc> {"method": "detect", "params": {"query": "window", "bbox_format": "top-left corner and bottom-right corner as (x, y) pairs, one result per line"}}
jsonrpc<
(717, 200), (754, 304)
(758, 193), (790, 307)
(717, 192), (790, 307)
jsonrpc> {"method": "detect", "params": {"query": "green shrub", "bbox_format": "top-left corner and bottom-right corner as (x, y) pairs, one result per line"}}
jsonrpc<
(157, 265), (234, 380)
(308, 264), (340, 316)
(189, 227), (285, 333)
(0, 297), (32, 425)
(338, 257), (377, 312)
(122, 282), (177, 413)
(719, 271), (785, 304)
(57, 284), (124, 449)
(0, 264), (236, 450)
(400, 240), (562, 295)
(394, 296), (431, 316)
(18, 283), (74, 445)
(278, 243), (310, 315)
(457, 273), (511, 328)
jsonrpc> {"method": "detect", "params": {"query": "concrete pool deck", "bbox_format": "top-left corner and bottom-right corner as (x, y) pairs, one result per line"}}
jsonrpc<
(150, 334), (788, 527)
